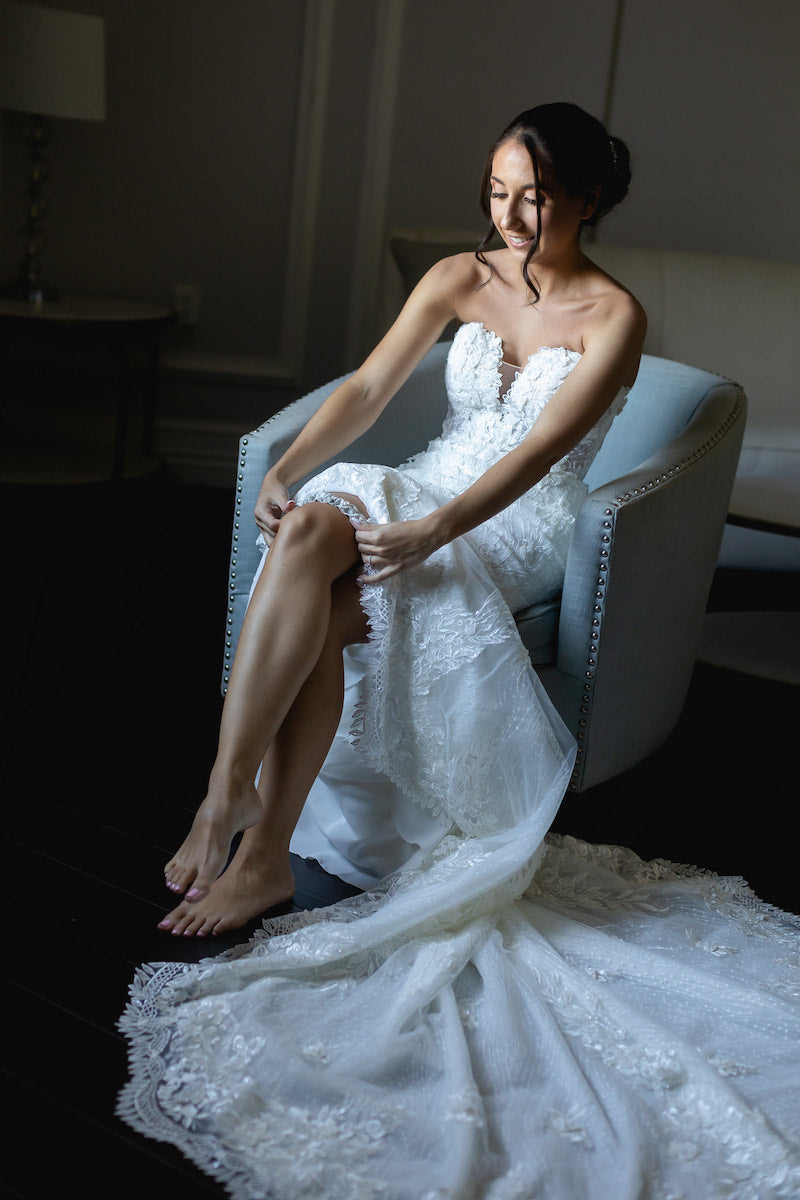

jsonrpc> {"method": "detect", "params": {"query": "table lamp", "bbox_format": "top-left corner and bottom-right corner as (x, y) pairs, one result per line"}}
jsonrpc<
(0, 1), (105, 304)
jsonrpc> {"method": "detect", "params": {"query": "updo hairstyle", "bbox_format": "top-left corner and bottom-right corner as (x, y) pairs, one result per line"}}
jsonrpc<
(477, 101), (632, 299)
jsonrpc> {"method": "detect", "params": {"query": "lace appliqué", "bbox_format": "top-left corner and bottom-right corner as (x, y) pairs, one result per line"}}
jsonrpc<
(298, 490), (367, 526)
(438, 322), (628, 479)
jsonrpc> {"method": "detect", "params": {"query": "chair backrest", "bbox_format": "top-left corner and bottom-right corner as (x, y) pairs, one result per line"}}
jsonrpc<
(584, 355), (735, 489)
(292, 350), (731, 491)
(294, 342), (451, 489)
(539, 359), (746, 792)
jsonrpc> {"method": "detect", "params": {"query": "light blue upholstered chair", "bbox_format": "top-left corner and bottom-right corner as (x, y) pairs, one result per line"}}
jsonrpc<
(224, 349), (745, 793)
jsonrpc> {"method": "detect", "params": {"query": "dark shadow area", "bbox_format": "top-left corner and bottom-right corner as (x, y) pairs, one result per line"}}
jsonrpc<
(0, 474), (357, 1199)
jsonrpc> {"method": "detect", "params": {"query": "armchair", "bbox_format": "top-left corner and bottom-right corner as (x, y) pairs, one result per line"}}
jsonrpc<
(224, 348), (745, 793)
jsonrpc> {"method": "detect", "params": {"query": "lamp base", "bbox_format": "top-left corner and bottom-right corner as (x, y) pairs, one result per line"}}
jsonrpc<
(2, 115), (60, 306)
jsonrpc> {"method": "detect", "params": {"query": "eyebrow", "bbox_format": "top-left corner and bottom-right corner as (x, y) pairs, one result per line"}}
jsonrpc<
(490, 174), (538, 189)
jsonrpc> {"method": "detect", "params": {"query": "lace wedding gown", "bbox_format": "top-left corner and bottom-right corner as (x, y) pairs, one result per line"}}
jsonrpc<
(119, 323), (800, 1200)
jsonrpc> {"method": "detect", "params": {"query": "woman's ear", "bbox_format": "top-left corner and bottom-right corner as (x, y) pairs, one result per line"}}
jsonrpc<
(581, 186), (602, 220)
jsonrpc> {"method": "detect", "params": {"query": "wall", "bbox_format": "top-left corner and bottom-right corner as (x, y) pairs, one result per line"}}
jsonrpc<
(1, 0), (797, 482)
(603, 0), (800, 257)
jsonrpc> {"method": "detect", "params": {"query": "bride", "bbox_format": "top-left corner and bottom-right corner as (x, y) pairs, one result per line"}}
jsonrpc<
(119, 104), (800, 1200)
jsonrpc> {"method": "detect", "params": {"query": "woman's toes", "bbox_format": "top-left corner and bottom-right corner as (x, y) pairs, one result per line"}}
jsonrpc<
(158, 902), (187, 932)
(182, 912), (211, 937)
(164, 863), (184, 891)
(159, 901), (194, 934)
(195, 915), (218, 938)
(164, 859), (201, 897)
(159, 897), (218, 937)
(185, 877), (211, 903)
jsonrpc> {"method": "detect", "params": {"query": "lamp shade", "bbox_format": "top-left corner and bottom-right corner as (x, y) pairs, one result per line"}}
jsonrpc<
(0, 2), (105, 121)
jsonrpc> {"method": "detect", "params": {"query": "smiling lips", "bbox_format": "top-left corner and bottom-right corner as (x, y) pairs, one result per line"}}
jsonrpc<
(507, 235), (533, 249)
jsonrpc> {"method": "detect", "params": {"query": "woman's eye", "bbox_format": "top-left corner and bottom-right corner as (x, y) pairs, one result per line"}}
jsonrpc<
(490, 191), (506, 200)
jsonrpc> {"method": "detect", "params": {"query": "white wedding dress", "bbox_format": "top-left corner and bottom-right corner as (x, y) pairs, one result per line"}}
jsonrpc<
(119, 323), (800, 1200)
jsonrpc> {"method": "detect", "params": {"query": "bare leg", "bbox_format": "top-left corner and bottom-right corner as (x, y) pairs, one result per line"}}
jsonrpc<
(164, 503), (362, 902)
(160, 572), (367, 935)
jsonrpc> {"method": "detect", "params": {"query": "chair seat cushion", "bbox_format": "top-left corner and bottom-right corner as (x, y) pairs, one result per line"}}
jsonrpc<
(515, 597), (560, 665)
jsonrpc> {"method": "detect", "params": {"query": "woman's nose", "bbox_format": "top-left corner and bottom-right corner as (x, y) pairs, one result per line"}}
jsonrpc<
(500, 204), (522, 230)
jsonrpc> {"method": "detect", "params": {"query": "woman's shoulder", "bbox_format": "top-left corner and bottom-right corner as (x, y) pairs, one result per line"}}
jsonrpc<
(422, 249), (487, 290)
(583, 258), (646, 327)
(578, 263), (647, 373)
(405, 250), (490, 320)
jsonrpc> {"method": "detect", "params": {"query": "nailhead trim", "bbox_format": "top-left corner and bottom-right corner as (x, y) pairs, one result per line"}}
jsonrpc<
(568, 386), (744, 791)
(223, 404), (307, 690)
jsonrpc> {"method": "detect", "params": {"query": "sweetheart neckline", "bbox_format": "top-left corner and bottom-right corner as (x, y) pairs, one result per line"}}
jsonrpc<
(461, 321), (583, 366)
(457, 322), (632, 400)
(456, 322), (582, 406)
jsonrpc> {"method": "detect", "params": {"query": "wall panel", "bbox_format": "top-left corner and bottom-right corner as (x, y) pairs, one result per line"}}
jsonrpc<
(598, 0), (800, 260)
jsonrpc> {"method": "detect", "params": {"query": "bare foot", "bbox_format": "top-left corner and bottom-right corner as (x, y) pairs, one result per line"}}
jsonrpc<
(164, 782), (264, 902)
(158, 853), (295, 937)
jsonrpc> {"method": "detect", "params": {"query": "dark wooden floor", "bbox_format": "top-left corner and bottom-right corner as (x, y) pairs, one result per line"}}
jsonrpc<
(1, 476), (360, 1199)
(1, 473), (797, 1199)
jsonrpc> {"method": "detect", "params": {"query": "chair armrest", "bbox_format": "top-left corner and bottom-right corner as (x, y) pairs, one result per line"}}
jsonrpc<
(222, 342), (451, 691)
(539, 381), (746, 791)
(222, 374), (351, 687)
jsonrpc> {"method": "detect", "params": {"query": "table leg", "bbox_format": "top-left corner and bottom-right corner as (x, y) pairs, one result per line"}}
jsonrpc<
(113, 347), (132, 481)
(141, 342), (159, 457)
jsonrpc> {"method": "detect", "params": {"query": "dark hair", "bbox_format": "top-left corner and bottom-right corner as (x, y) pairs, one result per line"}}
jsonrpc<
(477, 101), (631, 300)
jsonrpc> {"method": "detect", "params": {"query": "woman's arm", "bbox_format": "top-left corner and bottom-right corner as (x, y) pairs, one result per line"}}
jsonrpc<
(356, 293), (646, 581)
(255, 256), (472, 539)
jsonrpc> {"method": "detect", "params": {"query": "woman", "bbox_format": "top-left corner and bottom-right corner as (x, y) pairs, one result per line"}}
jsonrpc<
(120, 105), (800, 1200)
(159, 101), (642, 934)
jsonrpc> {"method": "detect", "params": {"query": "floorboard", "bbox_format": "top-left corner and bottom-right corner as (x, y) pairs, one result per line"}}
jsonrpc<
(3, 1072), (221, 1199)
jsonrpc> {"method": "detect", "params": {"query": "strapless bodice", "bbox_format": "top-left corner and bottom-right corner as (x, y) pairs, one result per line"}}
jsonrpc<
(407, 320), (628, 485)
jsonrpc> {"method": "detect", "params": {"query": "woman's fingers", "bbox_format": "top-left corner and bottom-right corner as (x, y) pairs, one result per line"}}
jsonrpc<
(257, 497), (297, 538)
(359, 564), (400, 585)
(354, 526), (390, 581)
(353, 524), (380, 568)
(357, 546), (400, 585)
(354, 521), (433, 584)
(353, 525), (387, 556)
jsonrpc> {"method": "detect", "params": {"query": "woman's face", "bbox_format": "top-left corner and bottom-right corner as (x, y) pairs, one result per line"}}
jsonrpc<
(489, 139), (596, 264)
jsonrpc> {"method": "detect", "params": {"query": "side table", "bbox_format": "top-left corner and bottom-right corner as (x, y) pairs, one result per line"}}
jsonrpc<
(698, 476), (800, 685)
(0, 294), (174, 482)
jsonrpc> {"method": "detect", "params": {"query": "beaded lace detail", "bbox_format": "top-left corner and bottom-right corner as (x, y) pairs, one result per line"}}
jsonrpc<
(397, 323), (628, 611)
(118, 326), (800, 1200)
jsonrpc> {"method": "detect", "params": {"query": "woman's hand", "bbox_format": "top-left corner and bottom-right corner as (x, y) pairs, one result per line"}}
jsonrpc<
(255, 472), (296, 542)
(354, 516), (444, 584)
